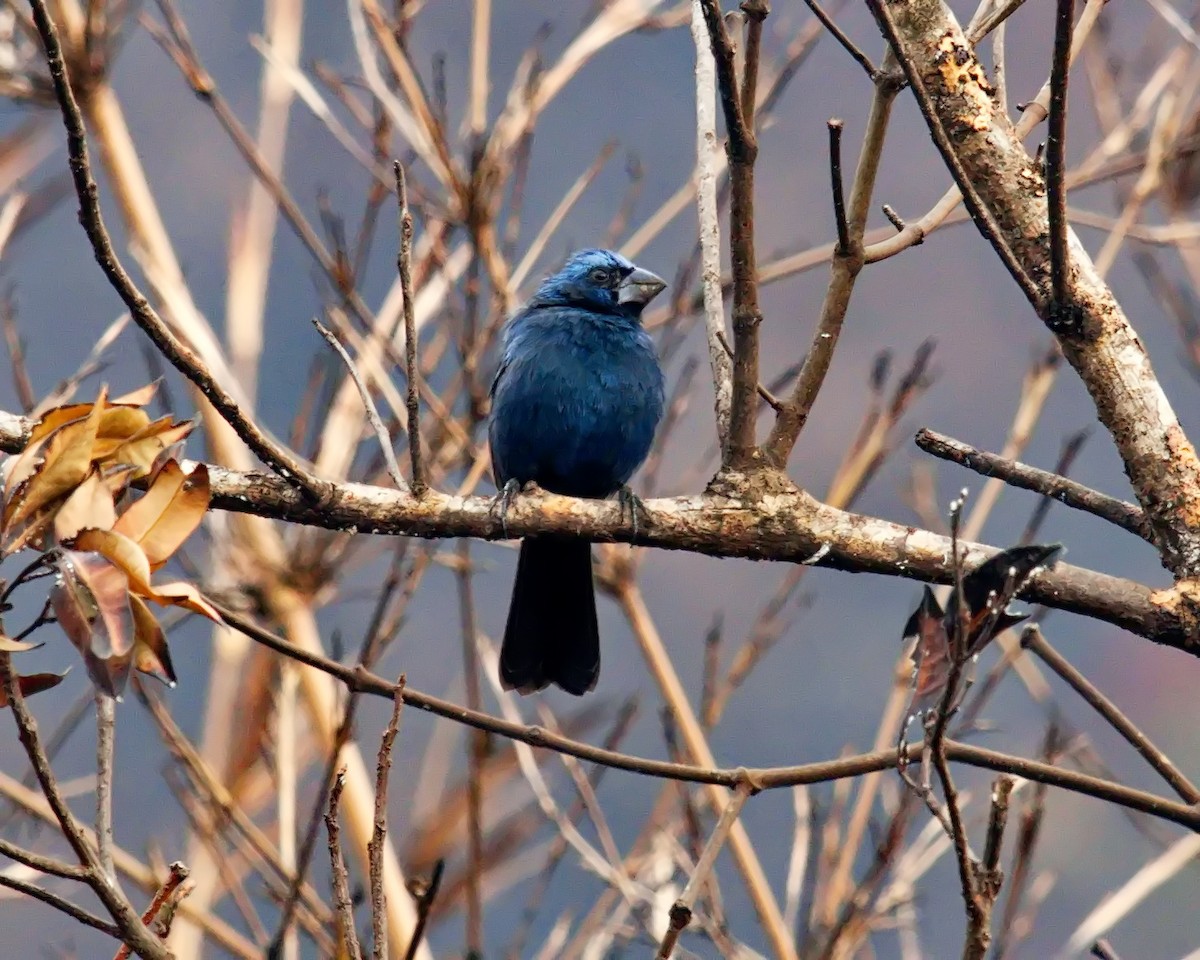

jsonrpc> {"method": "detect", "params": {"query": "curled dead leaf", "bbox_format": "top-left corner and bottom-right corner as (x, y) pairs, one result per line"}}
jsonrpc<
(0, 670), (68, 707)
(51, 549), (135, 698)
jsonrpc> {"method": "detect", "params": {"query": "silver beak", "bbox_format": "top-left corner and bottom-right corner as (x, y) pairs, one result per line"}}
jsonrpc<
(617, 266), (667, 306)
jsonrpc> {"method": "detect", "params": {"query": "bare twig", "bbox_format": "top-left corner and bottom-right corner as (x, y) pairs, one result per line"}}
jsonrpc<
(402, 860), (444, 960)
(0, 873), (121, 939)
(1022, 626), (1200, 804)
(691, 0), (733, 448)
(114, 862), (191, 960)
(454, 540), (485, 955)
(326, 769), (364, 960)
(915, 428), (1150, 540)
(802, 0), (877, 77)
(211, 602), (1200, 829)
(828, 118), (850, 255)
(764, 59), (901, 465)
(94, 691), (116, 885)
(1046, 0), (1076, 318)
(699, 0), (764, 470)
(0, 650), (169, 958)
(656, 778), (755, 958)
(395, 163), (425, 496)
(28, 0), (334, 504)
(314, 318), (406, 490)
(369, 678), (405, 960)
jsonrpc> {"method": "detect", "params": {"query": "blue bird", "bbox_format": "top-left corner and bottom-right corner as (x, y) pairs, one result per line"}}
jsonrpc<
(489, 249), (666, 694)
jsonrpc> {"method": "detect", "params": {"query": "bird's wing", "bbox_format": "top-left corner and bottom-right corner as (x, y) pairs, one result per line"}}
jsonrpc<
(489, 356), (509, 400)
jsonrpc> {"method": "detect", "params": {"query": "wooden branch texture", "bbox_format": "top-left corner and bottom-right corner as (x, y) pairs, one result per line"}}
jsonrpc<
(876, 0), (1200, 578)
(0, 410), (1189, 654)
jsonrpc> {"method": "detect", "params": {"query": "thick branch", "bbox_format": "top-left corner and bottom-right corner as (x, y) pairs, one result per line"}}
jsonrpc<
(0, 404), (1185, 651)
(868, 0), (1200, 577)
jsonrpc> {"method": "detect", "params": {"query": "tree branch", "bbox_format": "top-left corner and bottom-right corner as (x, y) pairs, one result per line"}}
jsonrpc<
(699, 0), (764, 470)
(212, 602), (1200, 832)
(866, 0), (1200, 578)
(28, 0), (334, 504)
(915, 428), (1151, 541)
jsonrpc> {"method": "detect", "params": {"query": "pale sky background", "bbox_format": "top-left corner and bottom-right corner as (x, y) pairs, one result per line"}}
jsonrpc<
(0, 0), (1197, 957)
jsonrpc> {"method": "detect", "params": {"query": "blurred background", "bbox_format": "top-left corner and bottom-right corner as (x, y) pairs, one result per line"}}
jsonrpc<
(0, 0), (1197, 957)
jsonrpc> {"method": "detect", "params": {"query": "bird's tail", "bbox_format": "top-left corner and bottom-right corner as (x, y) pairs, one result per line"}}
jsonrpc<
(501, 537), (600, 695)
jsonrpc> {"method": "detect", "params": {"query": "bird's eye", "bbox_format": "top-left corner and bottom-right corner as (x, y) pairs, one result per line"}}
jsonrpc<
(588, 268), (612, 285)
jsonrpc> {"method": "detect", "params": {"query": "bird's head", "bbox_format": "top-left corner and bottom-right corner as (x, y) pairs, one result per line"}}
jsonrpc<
(530, 249), (666, 319)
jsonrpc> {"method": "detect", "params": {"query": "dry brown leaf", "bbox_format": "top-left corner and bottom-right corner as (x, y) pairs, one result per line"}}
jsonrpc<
(111, 382), (160, 407)
(4, 390), (106, 532)
(51, 549), (135, 697)
(130, 595), (176, 687)
(0, 671), (68, 707)
(114, 462), (209, 569)
(0, 634), (39, 653)
(108, 420), (195, 477)
(53, 469), (116, 542)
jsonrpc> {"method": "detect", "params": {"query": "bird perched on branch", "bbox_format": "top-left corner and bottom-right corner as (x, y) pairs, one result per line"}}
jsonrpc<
(489, 249), (666, 695)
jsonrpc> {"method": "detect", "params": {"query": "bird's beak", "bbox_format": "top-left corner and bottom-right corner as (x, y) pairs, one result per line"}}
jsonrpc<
(618, 266), (666, 306)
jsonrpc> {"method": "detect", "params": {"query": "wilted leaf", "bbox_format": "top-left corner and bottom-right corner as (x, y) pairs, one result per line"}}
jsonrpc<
(114, 461), (210, 569)
(53, 469), (116, 542)
(4, 391), (106, 532)
(72, 527), (219, 622)
(949, 543), (1063, 656)
(51, 549), (135, 697)
(111, 382), (160, 407)
(146, 580), (220, 621)
(107, 417), (196, 478)
(130, 595), (176, 687)
(0, 634), (39, 653)
(71, 528), (153, 592)
(903, 586), (952, 724)
(0, 670), (68, 707)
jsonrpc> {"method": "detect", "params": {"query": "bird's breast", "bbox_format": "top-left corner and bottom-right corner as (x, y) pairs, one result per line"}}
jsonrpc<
(489, 316), (664, 497)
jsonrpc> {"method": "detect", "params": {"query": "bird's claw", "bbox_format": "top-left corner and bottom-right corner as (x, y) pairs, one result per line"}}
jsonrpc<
(617, 486), (647, 542)
(491, 478), (522, 538)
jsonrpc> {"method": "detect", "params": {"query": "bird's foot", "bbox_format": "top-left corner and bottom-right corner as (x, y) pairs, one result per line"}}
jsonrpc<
(490, 478), (522, 538)
(617, 486), (647, 541)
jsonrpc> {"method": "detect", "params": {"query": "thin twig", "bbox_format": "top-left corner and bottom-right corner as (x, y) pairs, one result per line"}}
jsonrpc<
(395, 163), (426, 496)
(699, 0), (764, 470)
(1022, 626), (1200, 804)
(1046, 0), (1075, 314)
(114, 861), (191, 960)
(313, 318), (407, 490)
(802, 0), (877, 77)
(656, 778), (755, 958)
(28, 0), (334, 504)
(0, 649), (168, 958)
(402, 860), (444, 960)
(765, 62), (900, 465)
(455, 541), (484, 954)
(94, 691), (116, 885)
(864, 0), (1043, 309)
(915, 428), (1150, 541)
(326, 769), (364, 960)
(828, 118), (850, 255)
(370, 677), (405, 960)
(691, 0), (733, 449)
(0, 873), (121, 939)
(212, 603), (1200, 824)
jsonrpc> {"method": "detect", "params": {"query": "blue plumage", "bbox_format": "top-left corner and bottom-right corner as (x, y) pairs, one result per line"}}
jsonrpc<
(489, 249), (666, 694)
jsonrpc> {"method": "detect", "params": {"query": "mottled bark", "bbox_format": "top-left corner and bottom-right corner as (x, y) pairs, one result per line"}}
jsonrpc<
(874, 0), (1200, 579)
